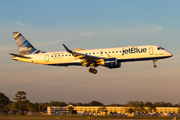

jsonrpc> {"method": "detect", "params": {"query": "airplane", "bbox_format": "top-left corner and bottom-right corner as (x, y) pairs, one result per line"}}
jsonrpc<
(9, 32), (173, 74)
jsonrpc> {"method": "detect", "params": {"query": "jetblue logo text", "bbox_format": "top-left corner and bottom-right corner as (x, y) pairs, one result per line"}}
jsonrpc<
(19, 47), (32, 52)
(122, 47), (147, 56)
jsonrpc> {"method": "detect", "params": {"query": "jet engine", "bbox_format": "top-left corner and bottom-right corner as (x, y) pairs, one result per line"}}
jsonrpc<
(100, 58), (121, 68)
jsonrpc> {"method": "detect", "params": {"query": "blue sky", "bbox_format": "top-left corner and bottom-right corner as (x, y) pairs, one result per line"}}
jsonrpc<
(0, 0), (180, 104)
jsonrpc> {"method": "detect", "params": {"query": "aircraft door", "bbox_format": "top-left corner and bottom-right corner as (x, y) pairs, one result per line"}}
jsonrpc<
(149, 47), (153, 55)
(45, 54), (49, 62)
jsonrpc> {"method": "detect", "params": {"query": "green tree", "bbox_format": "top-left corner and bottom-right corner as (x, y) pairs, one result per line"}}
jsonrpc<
(59, 102), (67, 106)
(5, 101), (15, 115)
(127, 107), (134, 114)
(126, 101), (144, 107)
(0, 93), (9, 115)
(126, 101), (145, 113)
(166, 102), (173, 107)
(89, 101), (103, 106)
(26, 101), (33, 112)
(32, 103), (40, 113)
(22, 100), (31, 111)
(98, 106), (108, 116)
(41, 102), (49, 112)
(49, 101), (67, 106)
(49, 101), (59, 106)
(76, 103), (84, 106)
(126, 101), (134, 107)
(13, 91), (27, 115)
(107, 103), (123, 106)
(83, 103), (89, 106)
(144, 102), (156, 113)
(68, 106), (74, 115)
(153, 102), (166, 107)
(174, 104), (179, 107)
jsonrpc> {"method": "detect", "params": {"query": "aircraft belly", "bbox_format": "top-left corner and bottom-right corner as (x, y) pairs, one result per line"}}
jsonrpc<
(45, 57), (81, 66)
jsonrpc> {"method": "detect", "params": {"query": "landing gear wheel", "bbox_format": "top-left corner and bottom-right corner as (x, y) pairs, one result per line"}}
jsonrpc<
(153, 60), (157, 68)
(153, 65), (157, 68)
(89, 68), (94, 73)
(93, 69), (97, 74)
(89, 62), (98, 74)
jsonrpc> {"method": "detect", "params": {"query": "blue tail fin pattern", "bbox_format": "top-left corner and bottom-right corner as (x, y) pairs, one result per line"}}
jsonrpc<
(13, 32), (45, 55)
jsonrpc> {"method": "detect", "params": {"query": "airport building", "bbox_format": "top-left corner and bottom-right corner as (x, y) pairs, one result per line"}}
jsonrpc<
(47, 105), (179, 116)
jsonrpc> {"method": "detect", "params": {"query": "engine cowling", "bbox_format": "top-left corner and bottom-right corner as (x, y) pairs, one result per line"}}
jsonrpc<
(101, 58), (121, 68)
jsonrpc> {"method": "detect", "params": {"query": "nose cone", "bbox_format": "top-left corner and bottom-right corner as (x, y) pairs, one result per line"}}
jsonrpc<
(166, 51), (173, 57)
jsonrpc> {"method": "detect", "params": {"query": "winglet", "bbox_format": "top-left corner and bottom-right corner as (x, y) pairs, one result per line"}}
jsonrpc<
(62, 44), (72, 53)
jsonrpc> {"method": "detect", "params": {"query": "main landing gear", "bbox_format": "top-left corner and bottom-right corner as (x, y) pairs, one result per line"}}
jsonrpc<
(89, 63), (97, 74)
(153, 60), (157, 68)
(89, 68), (97, 74)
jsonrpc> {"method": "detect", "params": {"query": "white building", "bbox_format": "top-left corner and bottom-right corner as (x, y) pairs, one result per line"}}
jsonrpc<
(47, 105), (179, 116)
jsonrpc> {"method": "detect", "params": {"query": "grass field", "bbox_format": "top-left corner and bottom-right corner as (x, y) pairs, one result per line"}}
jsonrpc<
(0, 116), (179, 120)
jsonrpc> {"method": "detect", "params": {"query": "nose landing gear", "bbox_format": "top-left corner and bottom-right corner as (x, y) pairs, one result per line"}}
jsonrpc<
(153, 64), (157, 68)
(153, 60), (157, 68)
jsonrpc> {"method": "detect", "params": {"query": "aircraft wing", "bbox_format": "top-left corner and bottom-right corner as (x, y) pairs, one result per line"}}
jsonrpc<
(9, 53), (32, 59)
(63, 44), (103, 62)
(73, 52), (103, 61)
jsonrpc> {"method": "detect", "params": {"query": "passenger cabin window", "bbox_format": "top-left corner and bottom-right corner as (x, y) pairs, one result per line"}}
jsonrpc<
(59, 55), (60, 57)
(112, 51), (114, 53)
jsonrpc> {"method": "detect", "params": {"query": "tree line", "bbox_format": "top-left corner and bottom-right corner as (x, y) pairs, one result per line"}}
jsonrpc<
(0, 91), (180, 115)
(0, 91), (49, 115)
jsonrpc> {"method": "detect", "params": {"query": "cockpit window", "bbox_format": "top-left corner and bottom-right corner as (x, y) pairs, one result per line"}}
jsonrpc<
(157, 47), (165, 50)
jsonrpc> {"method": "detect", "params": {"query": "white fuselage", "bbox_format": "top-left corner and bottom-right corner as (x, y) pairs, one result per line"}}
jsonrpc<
(12, 45), (172, 67)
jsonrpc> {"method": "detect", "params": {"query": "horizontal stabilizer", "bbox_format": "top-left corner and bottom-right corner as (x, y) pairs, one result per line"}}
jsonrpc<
(9, 53), (31, 59)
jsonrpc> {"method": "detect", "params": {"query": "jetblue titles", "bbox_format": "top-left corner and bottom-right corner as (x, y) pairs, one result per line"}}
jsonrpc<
(122, 47), (147, 56)
(19, 47), (32, 52)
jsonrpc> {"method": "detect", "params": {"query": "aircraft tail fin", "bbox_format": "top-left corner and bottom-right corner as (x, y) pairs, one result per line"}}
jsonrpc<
(13, 32), (45, 55)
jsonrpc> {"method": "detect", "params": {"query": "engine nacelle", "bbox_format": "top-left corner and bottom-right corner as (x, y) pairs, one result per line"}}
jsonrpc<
(101, 58), (121, 68)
